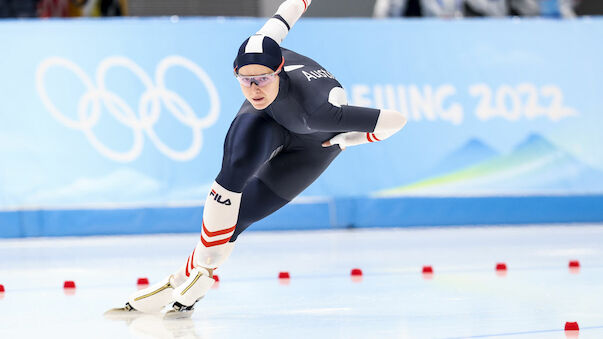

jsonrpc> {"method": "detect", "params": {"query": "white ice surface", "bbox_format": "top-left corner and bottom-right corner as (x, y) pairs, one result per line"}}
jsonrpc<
(1, 225), (603, 339)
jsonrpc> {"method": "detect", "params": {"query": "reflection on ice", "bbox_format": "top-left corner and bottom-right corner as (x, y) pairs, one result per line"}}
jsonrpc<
(105, 312), (201, 339)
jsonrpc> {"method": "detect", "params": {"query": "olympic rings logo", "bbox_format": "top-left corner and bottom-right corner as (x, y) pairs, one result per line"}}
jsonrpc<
(35, 56), (220, 162)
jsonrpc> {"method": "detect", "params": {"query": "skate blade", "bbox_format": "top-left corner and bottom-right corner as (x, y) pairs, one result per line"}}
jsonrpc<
(103, 306), (143, 320)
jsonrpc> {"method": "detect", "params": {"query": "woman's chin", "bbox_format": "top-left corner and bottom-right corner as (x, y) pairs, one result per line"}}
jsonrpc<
(251, 99), (269, 110)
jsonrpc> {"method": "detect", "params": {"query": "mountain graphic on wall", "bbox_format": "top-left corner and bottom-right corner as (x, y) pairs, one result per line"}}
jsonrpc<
(377, 133), (603, 196)
(425, 138), (500, 177)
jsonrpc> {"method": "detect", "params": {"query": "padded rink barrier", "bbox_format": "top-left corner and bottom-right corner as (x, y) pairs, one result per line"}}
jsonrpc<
(2, 195), (603, 237)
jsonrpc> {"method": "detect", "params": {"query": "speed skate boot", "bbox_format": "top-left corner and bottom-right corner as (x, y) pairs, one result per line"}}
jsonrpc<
(164, 267), (214, 319)
(104, 274), (177, 318)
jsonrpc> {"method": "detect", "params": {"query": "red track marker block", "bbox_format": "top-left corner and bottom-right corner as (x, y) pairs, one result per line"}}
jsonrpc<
(569, 260), (580, 268)
(495, 263), (507, 271)
(278, 271), (290, 279)
(137, 277), (149, 285)
(211, 274), (220, 289)
(0, 284), (4, 293)
(63, 281), (76, 289)
(422, 266), (433, 274)
(565, 322), (579, 331)
(350, 268), (363, 283)
(350, 268), (363, 276)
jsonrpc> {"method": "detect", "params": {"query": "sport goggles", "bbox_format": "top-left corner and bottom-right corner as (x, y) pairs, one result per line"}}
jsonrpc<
(235, 68), (281, 88)
(234, 59), (284, 88)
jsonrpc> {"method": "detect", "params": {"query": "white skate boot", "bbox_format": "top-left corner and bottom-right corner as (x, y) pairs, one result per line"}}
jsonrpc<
(164, 267), (214, 319)
(104, 274), (177, 318)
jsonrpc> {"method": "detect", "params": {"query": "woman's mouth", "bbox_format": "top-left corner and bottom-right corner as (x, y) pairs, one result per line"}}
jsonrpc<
(252, 97), (264, 103)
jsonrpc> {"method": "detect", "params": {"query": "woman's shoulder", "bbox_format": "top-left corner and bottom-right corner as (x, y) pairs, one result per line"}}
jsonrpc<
(281, 48), (321, 68)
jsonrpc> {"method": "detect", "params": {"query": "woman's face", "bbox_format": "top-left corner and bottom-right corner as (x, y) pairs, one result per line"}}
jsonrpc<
(237, 64), (280, 110)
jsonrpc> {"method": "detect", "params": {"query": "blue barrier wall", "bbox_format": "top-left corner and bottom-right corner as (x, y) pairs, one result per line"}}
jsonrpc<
(2, 195), (603, 237)
(0, 17), (602, 237)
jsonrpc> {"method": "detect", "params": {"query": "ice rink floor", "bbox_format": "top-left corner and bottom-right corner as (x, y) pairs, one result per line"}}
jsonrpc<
(1, 225), (602, 339)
